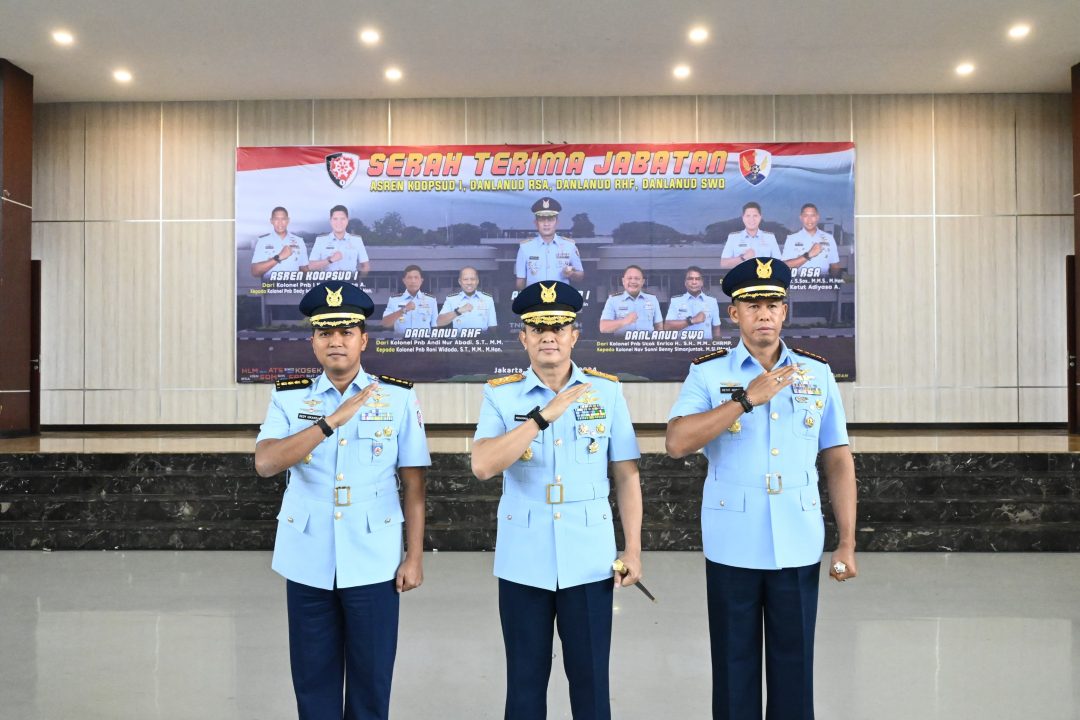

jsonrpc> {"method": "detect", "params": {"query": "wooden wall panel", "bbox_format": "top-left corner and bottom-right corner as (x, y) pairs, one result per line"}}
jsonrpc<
(84, 390), (160, 424)
(32, 103), (85, 221)
(413, 384), (472, 424)
(934, 95), (1017, 215)
(40, 390), (83, 425)
(238, 100), (312, 146)
(84, 103), (161, 220)
(162, 102), (237, 219)
(775, 95), (851, 142)
(935, 217), (1017, 388)
(936, 388), (1018, 423)
(30, 222), (84, 390)
(83, 223), (160, 389)
(159, 389), (238, 424)
(852, 94), (934, 215)
(389, 99), (466, 145)
(618, 96), (697, 142)
(1019, 387), (1067, 423)
(541, 97), (620, 143)
(160, 223), (235, 388)
(623, 382), (682, 425)
(313, 100), (389, 145)
(1015, 93), (1072, 215)
(238, 383), (271, 424)
(854, 218), (936, 386)
(697, 95), (774, 142)
(1016, 216), (1072, 386)
(466, 98), (542, 144)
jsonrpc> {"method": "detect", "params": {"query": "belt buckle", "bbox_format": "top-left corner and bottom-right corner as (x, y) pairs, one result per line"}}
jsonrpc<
(334, 485), (352, 507)
(546, 483), (564, 504)
(765, 473), (783, 495)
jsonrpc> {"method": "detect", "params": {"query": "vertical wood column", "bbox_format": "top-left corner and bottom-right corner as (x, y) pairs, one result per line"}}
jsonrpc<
(0, 59), (34, 436)
(1070, 63), (1080, 433)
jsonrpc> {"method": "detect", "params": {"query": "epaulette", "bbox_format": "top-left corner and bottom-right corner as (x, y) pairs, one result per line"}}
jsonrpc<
(479, 290), (492, 297)
(583, 368), (619, 383)
(792, 348), (828, 364)
(258, 232), (270, 238)
(378, 374), (414, 389)
(488, 373), (525, 387)
(692, 349), (729, 365)
(275, 377), (312, 391)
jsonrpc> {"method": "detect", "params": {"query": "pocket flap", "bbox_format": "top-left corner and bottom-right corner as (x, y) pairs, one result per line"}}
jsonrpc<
(800, 486), (822, 512)
(367, 496), (405, 532)
(277, 496), (311, 533)
(498, 494), (531, 528)
(585, 499), (613, 526)
(702, 484), (746, 512)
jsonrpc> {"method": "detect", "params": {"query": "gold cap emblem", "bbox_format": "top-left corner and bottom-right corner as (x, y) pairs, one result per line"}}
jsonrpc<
(542, 199), (550, 209)
(540, 282), (557, 303)
(755, 258), (773, 279)
(326, 286), (344, 307)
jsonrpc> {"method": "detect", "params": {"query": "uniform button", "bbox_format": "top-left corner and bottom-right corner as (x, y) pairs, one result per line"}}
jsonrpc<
(719, 500), (725, 507)
(339, 439), (347, 446)
(603, 513), (608, 520)
(812, 500), (818, 506)
(506, 514), (512, 520)
(554, 438), (563, 447)
(555, 475), (562, 482)
(771, 448), (780, 456)
(287, 516), (294, 523)
(384, 517), (392, 524)
(554, 512), (562, 520)
(334, 511), (342, 520)
(771, 412), (779, 420)
(336, 473), (344, 481)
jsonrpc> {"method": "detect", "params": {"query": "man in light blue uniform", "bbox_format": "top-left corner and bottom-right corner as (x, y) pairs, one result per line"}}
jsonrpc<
(781, 203), (842, 276)
(471, 281), (643, 720)
(435, 265), (497, 331)
(381, 264), (437, 335)
(665, 258), (857, 720)
(309, 204), (371, 276)
(720, 201), (781, 269)
(255, 281), (430, 720)
(598, 264), (663, 336)
(664, 265), (723, 339)
(514, 197), (585, 289)
(250, 206), (310, 277)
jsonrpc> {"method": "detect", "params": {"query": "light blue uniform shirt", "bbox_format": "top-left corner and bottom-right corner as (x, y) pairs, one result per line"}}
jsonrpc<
(439, 291), (497, 330)
(781, 229), (840, 271)
(514, 235), (583, 285)
(474, 364), (640, 591)
(310, 232), (370, 272)
(250, 231), (310, 274)
(668, 341), (848, 570)
(721, 230), (781, 261)
(383, 291), (438, 332)
(258, 369), (431, 589)
(664, 291), (723, 337)
(600, 291), (663, 335)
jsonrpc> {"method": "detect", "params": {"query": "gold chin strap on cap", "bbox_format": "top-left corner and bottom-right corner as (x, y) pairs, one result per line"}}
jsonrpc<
(311, 312), (366, 327)
(520, 310), (576, 326)
(730, 285), (786, 299)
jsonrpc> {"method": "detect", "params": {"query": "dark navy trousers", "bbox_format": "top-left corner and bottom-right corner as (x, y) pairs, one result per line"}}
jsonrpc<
(706, 559), (819, 720)
(286, 578), (400, 720)
(499, 577), (614, 720)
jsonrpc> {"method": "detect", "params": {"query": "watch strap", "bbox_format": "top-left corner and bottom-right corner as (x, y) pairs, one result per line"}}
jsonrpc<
(316, 417), (334, 437)
(527, 406), (550, 431)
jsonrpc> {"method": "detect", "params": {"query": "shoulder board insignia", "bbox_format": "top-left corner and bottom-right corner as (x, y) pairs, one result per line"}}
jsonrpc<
(378, 374), (414, 389)
(583, 368), (619, 383)
(792, 348), (828, 364)
(487, 373), (525, 387)
(258, 232), (270, 238)
(479, 291), (492, 297)
(692, 349), (730, 365)
(275, 377), (312, 391)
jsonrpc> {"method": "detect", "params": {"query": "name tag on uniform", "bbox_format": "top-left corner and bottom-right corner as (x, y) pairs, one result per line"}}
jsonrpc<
(719, 386), (741, 394)
(514, 413), (530, 422)
(297, 412), (322, 421)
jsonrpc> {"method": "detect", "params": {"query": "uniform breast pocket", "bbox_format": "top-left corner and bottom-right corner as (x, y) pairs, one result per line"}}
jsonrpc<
(356, 422), (397, 464)
(791, 397), (822, 439)
(515, 434), (542, 467)
(575, 423), (609, 464)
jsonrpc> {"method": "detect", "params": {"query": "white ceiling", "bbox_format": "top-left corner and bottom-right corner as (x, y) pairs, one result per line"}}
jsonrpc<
(1, 0), (1078, 103)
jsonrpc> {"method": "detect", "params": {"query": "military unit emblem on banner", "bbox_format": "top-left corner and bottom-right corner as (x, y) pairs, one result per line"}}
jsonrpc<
(739, 149), (772, 186)
(325, 152), (360, 189)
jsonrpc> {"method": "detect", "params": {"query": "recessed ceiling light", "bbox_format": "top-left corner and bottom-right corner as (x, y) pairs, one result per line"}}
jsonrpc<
(359, 28), (380, 45)
(385, 67), (402, 81)
(688, 27), (709, 43)
(673, 65), (691, 79)
(113, 69), (133, 83)
(1008, 23), (1031, 39)
(955, 62), (975, 76)
(51, 29), (75, 46)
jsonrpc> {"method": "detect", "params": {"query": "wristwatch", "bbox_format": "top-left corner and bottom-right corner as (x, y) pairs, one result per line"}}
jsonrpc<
(272, 253), (282, 263)
(316, 417), (334, 437)
(801, 251), (811, 260)
(527, 406), (550, 431)
(454, 307), (462, 316)
(730, 388), (754, 413)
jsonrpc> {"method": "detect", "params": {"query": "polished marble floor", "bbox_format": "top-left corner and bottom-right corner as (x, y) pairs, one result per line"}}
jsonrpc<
(1, 428), (1078, 454)
(1, 551), (1077, 719)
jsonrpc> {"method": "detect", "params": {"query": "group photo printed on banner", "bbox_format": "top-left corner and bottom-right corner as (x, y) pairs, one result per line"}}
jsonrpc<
(235, 143), (856, 383)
